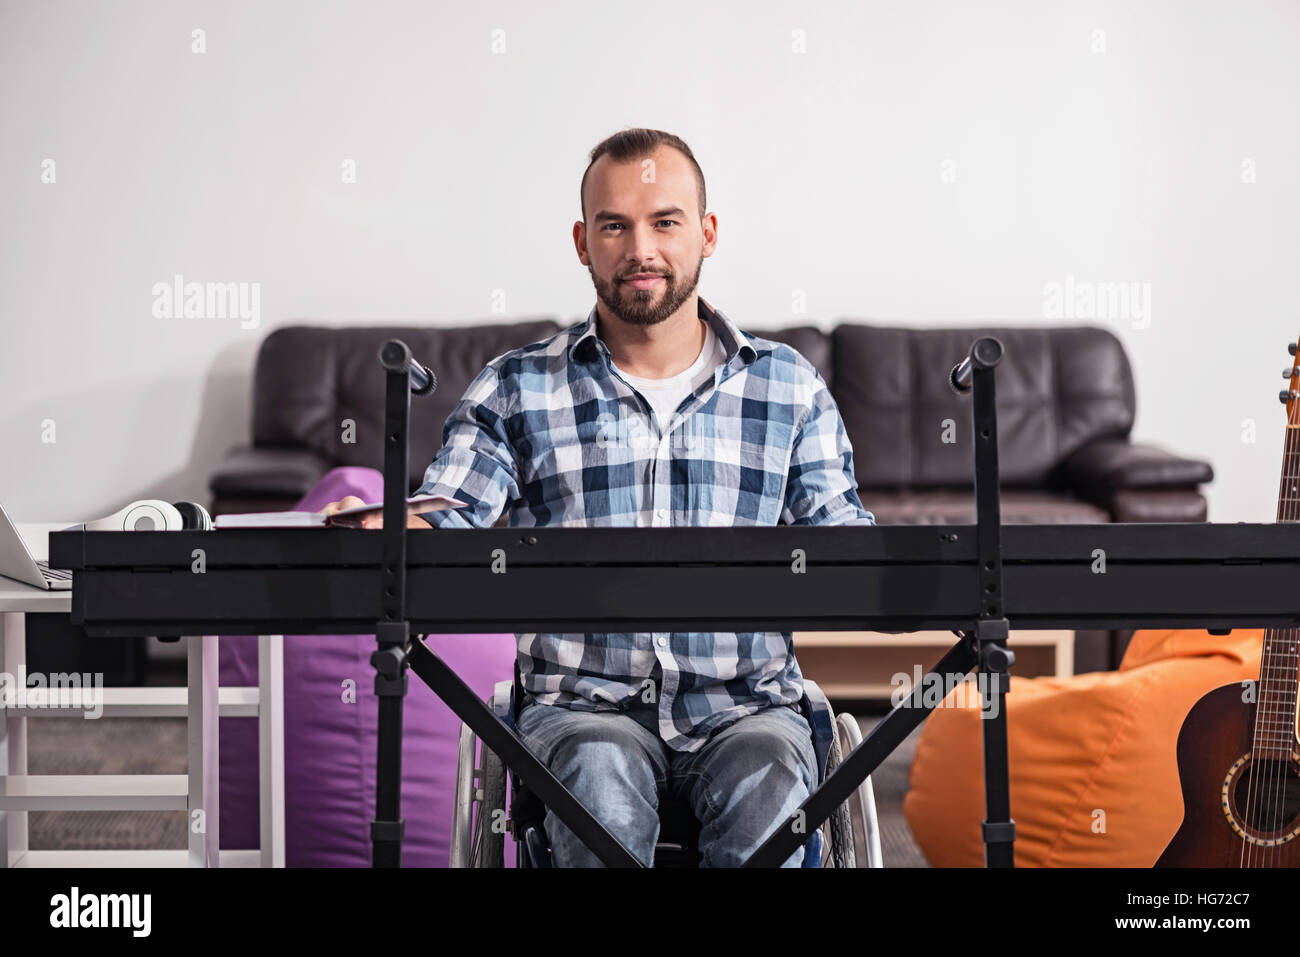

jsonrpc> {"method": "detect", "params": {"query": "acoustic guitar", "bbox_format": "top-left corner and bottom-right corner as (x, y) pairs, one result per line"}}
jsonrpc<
(1156, 338), (1300, 866)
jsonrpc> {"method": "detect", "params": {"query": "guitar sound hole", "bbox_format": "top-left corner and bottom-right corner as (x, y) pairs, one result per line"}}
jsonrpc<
(1232, 758), (1300, 835)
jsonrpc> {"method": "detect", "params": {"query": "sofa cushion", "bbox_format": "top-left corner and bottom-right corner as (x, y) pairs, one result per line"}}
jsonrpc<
(832, 325), (1136, 488)
(251, 320), (560, 489)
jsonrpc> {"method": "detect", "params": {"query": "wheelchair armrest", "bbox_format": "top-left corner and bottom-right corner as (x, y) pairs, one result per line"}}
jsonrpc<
(800, 679), (836, 783)
(492, 679), (516, 732)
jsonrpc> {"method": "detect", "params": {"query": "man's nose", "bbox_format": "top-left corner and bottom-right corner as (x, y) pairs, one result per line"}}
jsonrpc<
(625, 224), (659, 266)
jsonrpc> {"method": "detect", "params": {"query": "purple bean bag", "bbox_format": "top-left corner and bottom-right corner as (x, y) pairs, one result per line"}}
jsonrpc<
(218, 466), (517, 866)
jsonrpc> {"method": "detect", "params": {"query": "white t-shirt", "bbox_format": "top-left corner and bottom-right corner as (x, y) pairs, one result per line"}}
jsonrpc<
(614, 319), (727, 437)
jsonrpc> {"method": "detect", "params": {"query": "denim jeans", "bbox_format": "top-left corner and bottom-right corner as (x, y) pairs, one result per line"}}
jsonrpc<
(515, 700), (818, 867)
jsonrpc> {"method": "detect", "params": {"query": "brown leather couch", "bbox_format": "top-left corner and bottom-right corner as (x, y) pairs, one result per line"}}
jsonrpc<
(209, 319), (1214, 672)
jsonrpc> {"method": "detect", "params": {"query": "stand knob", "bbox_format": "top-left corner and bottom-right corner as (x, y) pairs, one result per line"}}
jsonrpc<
(982, 645), (1016, 672)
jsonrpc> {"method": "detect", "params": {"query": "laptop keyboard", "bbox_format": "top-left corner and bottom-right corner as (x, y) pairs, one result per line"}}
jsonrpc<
(36, 559), (72, 581)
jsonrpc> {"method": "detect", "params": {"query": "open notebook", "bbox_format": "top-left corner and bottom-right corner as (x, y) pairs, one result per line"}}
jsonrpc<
(214, 493), (468, 529)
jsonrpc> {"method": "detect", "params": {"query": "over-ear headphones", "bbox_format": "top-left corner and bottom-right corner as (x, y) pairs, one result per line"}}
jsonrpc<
(171, 501), (213, 531)
(85, 500), (212, 532)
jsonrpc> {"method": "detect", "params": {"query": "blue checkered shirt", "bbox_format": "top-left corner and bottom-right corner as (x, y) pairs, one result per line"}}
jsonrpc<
(415, 297), (875, 751)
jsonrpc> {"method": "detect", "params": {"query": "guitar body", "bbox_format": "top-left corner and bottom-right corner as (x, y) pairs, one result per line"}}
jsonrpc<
(1157, 682), (1300, 867)
(1159, 335), (1300, 867)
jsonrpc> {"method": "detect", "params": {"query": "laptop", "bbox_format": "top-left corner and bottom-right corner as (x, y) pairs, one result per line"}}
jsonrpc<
(0, 499), (73, 590)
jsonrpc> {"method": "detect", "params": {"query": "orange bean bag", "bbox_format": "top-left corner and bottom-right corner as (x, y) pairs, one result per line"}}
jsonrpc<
(901, 629), (1266, 867)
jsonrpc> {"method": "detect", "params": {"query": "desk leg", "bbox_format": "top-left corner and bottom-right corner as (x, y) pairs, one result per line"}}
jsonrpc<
(187, 635), (220, 867)
(1059, 631), (1075, 678)
(1, 612), (28, 868)
(257, 634), (284, 867)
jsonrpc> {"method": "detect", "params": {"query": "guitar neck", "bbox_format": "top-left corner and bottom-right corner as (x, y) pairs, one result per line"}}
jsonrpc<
(1258, 413), (1300, 760)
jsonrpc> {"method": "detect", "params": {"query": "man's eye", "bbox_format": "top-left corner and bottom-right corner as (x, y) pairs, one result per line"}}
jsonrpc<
(601, 221), (677, 231)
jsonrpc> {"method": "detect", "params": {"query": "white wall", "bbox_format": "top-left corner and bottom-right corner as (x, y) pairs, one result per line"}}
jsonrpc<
(2, 0), (1297, 523)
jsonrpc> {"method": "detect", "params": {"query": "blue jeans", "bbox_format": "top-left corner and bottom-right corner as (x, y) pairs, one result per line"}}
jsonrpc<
(515, 701), (818, 867)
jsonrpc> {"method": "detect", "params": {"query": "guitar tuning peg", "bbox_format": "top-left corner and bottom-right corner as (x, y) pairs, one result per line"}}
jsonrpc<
(1282, 390), (1296, 404)
(1287, 369), (1296, 378)
(1291, 343), (1298, 356)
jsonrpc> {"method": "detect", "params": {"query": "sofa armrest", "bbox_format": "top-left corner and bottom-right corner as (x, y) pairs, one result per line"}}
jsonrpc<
(1061, 438), (1213, 505)
(209, 445), (334, 500)
(1108, 489), (1208, 523)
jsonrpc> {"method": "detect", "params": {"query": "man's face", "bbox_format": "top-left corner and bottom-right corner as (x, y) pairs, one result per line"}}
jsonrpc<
(576, 146), (715, 326)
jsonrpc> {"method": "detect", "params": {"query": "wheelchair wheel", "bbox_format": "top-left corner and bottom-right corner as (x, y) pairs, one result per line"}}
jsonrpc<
(834, 713), (884, 868)
(450, 722), (477, 866)
(450, 717), (509, 867)
(469, 741), (507, 867)
(822, 719), (858, 868)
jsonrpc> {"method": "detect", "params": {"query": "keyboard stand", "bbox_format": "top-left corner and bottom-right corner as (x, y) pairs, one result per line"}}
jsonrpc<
(48, 339), (1300, 868)
(365, 336), (1022, 867)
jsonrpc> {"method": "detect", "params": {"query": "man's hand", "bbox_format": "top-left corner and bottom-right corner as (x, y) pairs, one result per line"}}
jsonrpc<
(321, 496), (433, 529)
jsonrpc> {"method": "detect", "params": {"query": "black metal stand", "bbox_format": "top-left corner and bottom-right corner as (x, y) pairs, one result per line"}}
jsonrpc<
(369, 340), (643, 867)
(969, 337), (1016, 868)
(367, 334), (1017, 868)
(747, 336), (1016, 867)
(368, 341), (415, 867)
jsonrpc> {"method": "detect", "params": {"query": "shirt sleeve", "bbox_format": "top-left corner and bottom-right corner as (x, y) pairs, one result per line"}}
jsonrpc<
(413, 363), (522, 529)
(781, 370), (876, 527)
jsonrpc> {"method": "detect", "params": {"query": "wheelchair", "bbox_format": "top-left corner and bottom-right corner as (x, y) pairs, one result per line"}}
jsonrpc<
(450, 664), (883, 868)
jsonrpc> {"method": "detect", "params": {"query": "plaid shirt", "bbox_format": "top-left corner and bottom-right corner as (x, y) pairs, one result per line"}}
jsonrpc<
(416, 296), (875, 751)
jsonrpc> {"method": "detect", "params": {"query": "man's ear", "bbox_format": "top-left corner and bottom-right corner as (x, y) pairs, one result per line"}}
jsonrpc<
(701, 212), (719, 257)
(573, 220), (589, 265)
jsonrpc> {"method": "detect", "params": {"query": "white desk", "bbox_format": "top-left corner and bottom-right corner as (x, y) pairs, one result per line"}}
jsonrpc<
(0, 523), (284, 867)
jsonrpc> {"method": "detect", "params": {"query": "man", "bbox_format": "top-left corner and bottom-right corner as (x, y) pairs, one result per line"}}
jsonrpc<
(328, 128), (875, 866)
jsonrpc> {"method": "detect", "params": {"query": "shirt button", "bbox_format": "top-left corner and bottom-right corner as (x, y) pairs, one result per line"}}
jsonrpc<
(657, 636), (668, 647)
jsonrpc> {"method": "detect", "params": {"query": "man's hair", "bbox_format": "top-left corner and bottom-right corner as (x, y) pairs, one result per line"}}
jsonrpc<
(580, 128), (707, 224)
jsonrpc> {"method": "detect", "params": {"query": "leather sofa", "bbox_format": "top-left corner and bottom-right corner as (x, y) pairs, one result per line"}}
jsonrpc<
(209, 319), (1214, 672)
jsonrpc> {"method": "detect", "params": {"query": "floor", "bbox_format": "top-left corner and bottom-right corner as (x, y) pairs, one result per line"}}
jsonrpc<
(853, 714), (929, 867)
(21, 663), (931, 866)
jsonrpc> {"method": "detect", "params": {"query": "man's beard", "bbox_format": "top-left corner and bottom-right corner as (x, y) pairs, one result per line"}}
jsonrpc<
(589, 254), (703, 326)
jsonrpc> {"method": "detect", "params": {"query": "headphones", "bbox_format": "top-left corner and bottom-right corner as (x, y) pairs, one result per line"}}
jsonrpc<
(84, 499), (213, 532)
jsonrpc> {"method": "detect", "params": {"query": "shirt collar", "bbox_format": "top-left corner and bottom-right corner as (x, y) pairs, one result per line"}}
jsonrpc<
(569, 295), (757, 367)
